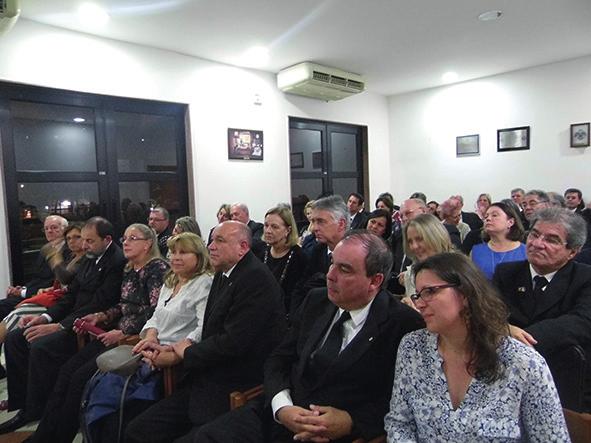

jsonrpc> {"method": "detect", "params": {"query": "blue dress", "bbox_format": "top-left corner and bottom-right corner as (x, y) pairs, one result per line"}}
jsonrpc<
(472, 243), (526, 279)
(385, 329), (570, 442)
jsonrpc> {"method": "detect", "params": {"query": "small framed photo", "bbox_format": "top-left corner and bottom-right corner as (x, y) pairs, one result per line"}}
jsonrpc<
(497, 126), (530, 152)
(570, 123), (590, 148)
(228, 128), (263, 160)
(456, 134), (480, 157)
(290, 152), (304, 169)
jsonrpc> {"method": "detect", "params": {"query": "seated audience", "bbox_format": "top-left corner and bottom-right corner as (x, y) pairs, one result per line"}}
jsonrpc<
(25, 223), (170, 443)
(262, 205), (308, 317)
(521, 189), (550, 228)
(471, 202), (526, 279)
(493, 207), (591, 407)
(426, 200), (439, 217)
(399, 214), (454, 303)
(440, 197), (471, 242)
(0, 217), (126, 433)
(124, 221), (286, 443)
(0, 223), (86, 341)
(475, 192), (491, 220)
(230, 202), (265, 257)
(375, 194), (395, 213)
(148, 207), (172, 256)
(194, 231), (424, 442)
(172, 216), (202, 238)
(385, 253), (569, 441)
(453, 194), (483, 231)
(366, 208), (392, 240)
(347, 192), (368, 229)
(207, 203), (231, 244)
(548, 191), (566, 208)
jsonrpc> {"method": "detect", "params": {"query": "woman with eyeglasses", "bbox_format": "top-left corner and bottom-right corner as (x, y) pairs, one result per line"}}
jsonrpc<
(25, 223), (170, 443)
(471, 202), (526, 279)
(385, 253), (568, 442)
(399, 214), (454, 307)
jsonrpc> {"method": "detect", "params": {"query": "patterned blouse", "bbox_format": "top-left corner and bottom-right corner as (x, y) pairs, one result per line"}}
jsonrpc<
(103, 258), (169, 335)
(385, 329), (570, 442)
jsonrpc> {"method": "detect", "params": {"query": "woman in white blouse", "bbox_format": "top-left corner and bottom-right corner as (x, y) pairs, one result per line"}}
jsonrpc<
(385, 252), (569, 442)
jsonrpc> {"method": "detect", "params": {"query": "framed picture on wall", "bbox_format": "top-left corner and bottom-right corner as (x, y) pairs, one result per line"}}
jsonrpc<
(497, 126), (530, 152)
(290, 152), (304, 168)
(227, 128), (264, 160)
(570, 122), (590, 148)
(456, 134), (480, 157)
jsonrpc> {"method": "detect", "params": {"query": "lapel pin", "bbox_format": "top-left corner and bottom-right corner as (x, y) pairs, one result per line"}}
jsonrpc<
(368, 337), (374, 342)
(517, 287), (526, 293)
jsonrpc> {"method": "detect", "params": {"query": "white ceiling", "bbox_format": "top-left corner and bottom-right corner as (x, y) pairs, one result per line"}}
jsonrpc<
(17, 0), (591, 95)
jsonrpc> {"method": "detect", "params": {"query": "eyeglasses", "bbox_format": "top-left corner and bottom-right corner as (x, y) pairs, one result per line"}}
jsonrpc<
(410, 284), (458, 302)
(527, 229), (567, 247)
(121, 235), (149, 243)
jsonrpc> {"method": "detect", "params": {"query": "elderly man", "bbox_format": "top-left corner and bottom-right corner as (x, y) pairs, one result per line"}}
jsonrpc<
(291, 195), (349, 312)
(230, 203), (263, 239)
(0, 217), (126, 433)
(125, 221), (285, 443)
(148, 207), (172, 256)
(193, 231), (424, 442)
(493, 208), (591, 407)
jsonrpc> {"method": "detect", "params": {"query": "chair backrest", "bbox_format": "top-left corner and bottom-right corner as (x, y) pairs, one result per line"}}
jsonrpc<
(546, 345), (587, 411)
(229, 385), (264, 410)
(563, 408), (591, 443)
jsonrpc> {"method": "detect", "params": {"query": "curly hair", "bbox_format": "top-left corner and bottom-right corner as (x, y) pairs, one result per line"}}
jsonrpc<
(413, 252), (509, 383)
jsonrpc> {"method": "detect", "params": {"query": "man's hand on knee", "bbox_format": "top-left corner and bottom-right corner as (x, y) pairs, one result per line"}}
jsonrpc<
(293, 405), (353, 442)
(24, 323), (61, 342)
(18, 315), (47, 329)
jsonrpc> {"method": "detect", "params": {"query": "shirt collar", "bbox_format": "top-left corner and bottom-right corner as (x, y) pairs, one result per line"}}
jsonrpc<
(529, 263), (558, 284)
(337, 297), (375, 328)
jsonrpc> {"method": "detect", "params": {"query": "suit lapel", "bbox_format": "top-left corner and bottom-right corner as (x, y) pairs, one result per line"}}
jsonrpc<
(298, 301), (337, 377)
(533, 262), (571, 318)
(204, 254), (249, 324)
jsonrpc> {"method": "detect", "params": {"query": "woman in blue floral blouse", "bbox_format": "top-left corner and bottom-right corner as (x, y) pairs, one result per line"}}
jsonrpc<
(385, 252), (569, 442)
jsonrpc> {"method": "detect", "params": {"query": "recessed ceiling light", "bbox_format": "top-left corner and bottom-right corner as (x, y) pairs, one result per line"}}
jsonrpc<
(478, 10), (502, 22)
(73, 117), (86, 123)
(442, 72), (459, 83)
(78, 3), (110, 27)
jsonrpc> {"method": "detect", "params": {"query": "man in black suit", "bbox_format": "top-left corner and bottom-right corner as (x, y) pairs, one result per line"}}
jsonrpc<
(452, 194), (483, 231)
(347, 192), (368, 230)
(0, 217), (126, 433)
(148, 207), (172, 256)
(194, 231), (424, 442)
(565, 188), (586, 214)
(291, 195), (349, 311)
(493, 208), (591, 404)
(125, 221), (286, 443)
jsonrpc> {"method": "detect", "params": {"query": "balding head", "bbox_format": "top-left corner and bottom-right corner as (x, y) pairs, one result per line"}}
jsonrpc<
(208, 221), (251, 272)
(400, 198), (428, 225)
(230, 203), (250, 225)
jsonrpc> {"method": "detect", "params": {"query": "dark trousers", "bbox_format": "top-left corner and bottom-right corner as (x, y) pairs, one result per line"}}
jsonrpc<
(30, 339), (107, 443)
(5, 327), (77, 418)
(0, 297), (21, 320)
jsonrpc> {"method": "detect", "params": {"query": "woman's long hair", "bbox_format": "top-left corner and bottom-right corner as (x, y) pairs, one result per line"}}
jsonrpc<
(123, 223), (161, 272)
(403, 214), (454, 262)
(414, 252), (509, 383)
(164, 232), (213, 288)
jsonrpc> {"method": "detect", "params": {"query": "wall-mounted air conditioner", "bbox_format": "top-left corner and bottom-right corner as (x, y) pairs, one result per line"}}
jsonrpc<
(0, 0), (20, 35)
(277, 62), (365, 101)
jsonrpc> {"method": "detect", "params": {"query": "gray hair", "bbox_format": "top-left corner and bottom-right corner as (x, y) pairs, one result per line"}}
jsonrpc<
(525, 190), (549, 203)
(230, 202), (249, 217)
(151, 207), (170, 220)
(45, 215), (68, 230)
(530, 208), (588, 249)
(311, 195), (350, 230)
(511, 188), (525, 195)
(340, 231), (392, 285)
(546, 192), (566, 208)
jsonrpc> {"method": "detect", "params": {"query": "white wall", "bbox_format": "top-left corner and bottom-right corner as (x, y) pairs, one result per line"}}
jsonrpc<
(388, 55), (591, 210)
(0, 19), (390, 287)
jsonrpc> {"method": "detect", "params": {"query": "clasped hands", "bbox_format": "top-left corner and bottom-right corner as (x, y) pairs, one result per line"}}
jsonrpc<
(277, 404), (352, 442)
(131, 338), (193, 369)
(18, 314), (60, 342)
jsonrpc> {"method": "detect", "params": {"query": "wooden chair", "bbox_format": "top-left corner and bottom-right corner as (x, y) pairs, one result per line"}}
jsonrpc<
(228, 385), (386, 443)
(563, 408), (591, 443)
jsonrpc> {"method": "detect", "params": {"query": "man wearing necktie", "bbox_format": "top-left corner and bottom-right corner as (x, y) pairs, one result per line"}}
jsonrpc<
(493, 207), (591, 408)
(194, 231), (424, 442)
(126, 221), (285, 443)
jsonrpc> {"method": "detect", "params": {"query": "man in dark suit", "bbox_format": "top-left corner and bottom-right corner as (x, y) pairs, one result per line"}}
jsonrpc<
(0, 217), (126, 433)
(347, 192), (368, 230)
(493, 208), (591, 405)
(291, 195), (349, 311)
(194, 231), (424, 442)
(125, 221), (286, 443)
(148, 207), (172, 256)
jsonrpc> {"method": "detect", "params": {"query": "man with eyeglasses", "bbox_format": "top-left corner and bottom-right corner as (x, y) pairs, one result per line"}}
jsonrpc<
(148, 207), (172, 256)
(521, 189), (550, 229)
(493, 207), (591, 408)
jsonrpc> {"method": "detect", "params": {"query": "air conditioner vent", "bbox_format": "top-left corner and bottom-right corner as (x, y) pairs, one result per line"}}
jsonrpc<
(278, 62), (365, 101)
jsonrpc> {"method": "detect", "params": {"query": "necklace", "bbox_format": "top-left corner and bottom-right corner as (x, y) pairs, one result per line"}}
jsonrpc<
(264, 247), (295, 285)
